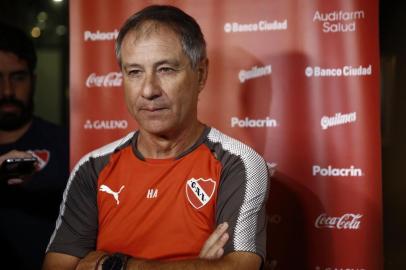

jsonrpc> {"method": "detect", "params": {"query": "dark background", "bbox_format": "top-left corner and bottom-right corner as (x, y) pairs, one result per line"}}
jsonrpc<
(0, 0), (405, 269)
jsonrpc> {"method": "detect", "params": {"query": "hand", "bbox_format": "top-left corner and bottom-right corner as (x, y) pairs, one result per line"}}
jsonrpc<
(199, 222), (229, 260)
(0, 150), (34, 185)
(76, 250), (108, 270)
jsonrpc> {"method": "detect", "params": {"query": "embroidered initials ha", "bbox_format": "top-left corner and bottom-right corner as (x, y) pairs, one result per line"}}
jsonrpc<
(146, 188), (158, 199)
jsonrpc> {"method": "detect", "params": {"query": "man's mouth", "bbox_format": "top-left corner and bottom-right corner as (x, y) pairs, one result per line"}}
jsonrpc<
(0, 103), (20, 113)
(141, 106), (167, 112)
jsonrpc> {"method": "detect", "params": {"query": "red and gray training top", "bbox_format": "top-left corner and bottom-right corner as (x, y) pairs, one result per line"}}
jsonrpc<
(47, 126), (270, 261)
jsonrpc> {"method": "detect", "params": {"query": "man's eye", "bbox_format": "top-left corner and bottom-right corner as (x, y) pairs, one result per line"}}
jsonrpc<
(127, 70), (142, 77)
(158, 67), (175, 74)
(11, 72), (29, 82)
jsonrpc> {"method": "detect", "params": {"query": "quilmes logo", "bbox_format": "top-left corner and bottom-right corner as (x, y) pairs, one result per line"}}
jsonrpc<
(231, 117), (277, 128)
(315, 213), (363, 230)
(224, 19), (287, 33)
(321, 112), (356, 130)
(239, 64), (272, 83)
(86, 72), (123, 88)
(313, 10), (365, 33)
(185, 178), (216, 209)
(84, 29), (119, 41)
(312, 165), (363, 177)
(305, 65), (372, 77)
(84, 120), (128, 130)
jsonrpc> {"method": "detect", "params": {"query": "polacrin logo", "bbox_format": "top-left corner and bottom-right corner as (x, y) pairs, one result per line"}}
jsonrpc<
(83, 29), (119, 41)
(231, 117), (277, 128)
(312, 165), (363, 177)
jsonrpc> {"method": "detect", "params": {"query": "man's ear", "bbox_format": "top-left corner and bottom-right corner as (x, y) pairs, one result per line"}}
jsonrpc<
(197, 58), (209, 91)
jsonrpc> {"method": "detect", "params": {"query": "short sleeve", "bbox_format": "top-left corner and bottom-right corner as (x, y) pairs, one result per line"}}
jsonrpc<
(206, 128), (270, 261)
(46, 156), (106, 258)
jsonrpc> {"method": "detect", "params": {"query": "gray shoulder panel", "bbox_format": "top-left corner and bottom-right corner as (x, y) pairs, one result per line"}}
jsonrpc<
(206, 128), (270, 260)
(46, 132), (134, 257)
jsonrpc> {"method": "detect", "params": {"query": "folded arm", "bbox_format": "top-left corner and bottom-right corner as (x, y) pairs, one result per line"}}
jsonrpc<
(43, 222), (261, 270)
(125, 251), (261, 270)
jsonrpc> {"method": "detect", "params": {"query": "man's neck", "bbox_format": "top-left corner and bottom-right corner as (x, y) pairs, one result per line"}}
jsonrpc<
(0, 121), (32, 145)
(137, 122), (205, 159)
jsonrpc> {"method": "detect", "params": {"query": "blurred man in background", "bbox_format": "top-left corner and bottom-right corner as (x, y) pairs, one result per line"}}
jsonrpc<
(0, 22), (69, 269)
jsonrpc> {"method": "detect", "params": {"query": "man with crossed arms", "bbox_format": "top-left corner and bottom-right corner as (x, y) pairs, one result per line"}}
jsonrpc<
(43, 5), (269, 270)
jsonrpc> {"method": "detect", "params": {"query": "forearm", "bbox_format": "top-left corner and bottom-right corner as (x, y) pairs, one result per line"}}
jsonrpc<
(125, 252), (260, 270)
(127, 258), (227, 270)
(42, 252), (80, 270)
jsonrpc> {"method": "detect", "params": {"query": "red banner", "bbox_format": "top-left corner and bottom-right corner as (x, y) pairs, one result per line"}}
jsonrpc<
(70, 1), (382, 269)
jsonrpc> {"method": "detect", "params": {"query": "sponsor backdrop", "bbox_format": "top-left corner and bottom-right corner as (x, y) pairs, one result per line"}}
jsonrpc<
(70, 0), (382, 269)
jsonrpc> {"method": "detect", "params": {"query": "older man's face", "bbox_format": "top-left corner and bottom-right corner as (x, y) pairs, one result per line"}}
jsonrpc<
(120, 24), (206, 137)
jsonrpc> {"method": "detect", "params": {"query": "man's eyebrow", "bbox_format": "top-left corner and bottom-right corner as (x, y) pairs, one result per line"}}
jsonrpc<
(154, 59), (182, 68)
(123, 63), (142, 70)
(123, 59), (183, 70)
(10, 70), (30, 75)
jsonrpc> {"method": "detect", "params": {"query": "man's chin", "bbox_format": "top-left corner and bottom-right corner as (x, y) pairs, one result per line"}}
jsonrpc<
(138, 121), (177, 137)
(0, 113), (32, 131)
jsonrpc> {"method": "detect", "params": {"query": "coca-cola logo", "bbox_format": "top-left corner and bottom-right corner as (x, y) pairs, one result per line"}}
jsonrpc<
(315, 213), (362, 230)
(86, 72), (123, 88)
(315, 266), (365, 270)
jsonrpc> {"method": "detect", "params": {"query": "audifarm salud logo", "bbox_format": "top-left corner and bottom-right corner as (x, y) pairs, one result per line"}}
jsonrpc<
(312, 10), (365, 33)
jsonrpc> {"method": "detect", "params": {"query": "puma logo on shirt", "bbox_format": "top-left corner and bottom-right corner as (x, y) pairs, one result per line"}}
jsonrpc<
(99, 184), (125, 205)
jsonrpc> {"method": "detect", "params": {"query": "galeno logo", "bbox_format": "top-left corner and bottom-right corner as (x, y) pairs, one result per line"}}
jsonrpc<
(84, 120), (128, 130)
(86, 72), (122, 88)
(312, 165), (363, 177)
(321, 112), (356, 130)
(231, 117), (277, 128)
(84, 29), (119, 41)
(239, 65), (272, 83)
(315, 213), (362, 230)
(313, 10), (365, 33)
(305, 65), (372, 77)
(224, 19), (287, 33)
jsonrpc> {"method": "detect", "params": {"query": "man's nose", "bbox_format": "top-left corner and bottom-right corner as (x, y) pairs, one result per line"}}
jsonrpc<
(0, 77), (15, 98)
(142, 73), (162, 100)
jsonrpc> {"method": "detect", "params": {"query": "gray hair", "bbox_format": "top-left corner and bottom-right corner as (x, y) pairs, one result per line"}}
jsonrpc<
(115, 5), (207, 70)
